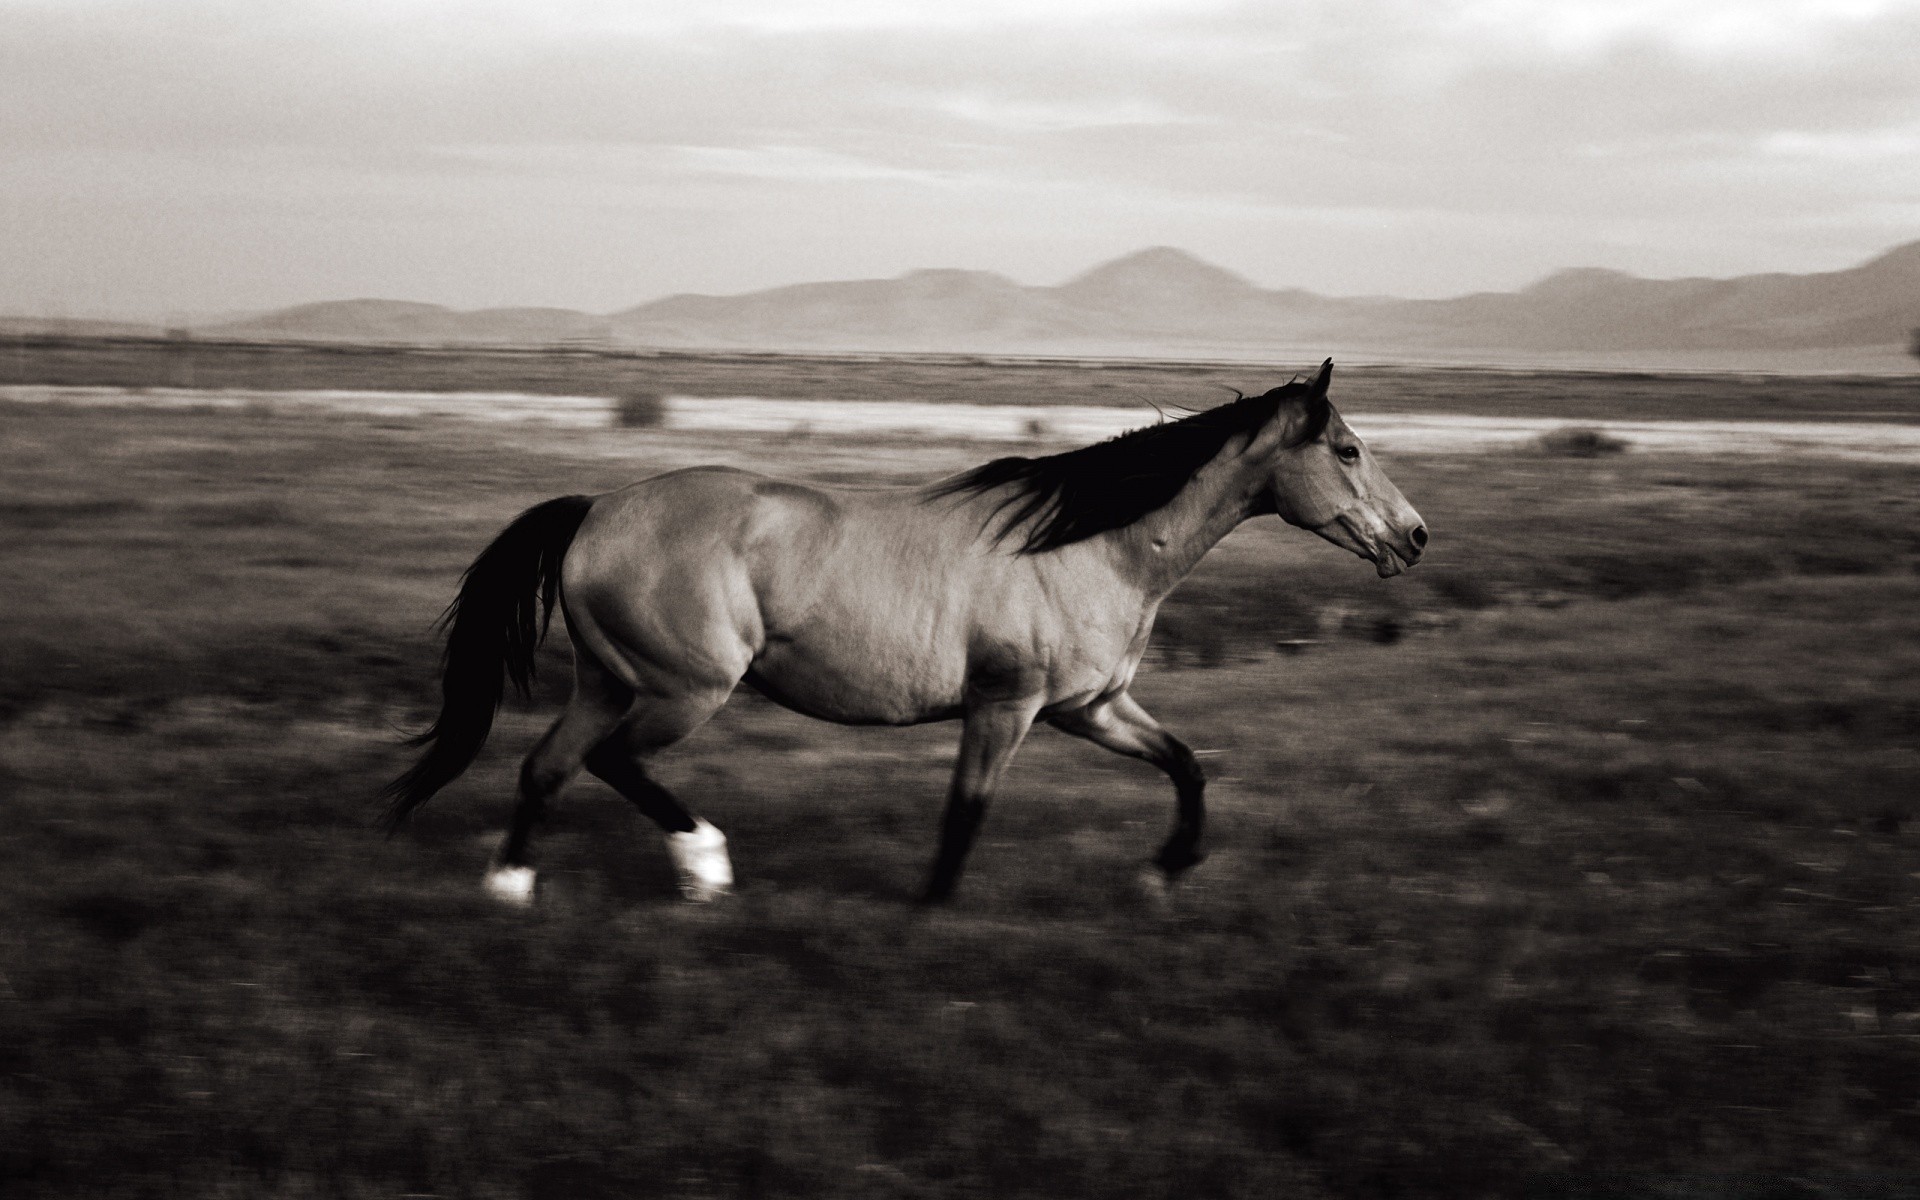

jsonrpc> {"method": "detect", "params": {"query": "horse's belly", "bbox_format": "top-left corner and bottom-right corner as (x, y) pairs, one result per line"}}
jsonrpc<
(745, 639), (964, 726)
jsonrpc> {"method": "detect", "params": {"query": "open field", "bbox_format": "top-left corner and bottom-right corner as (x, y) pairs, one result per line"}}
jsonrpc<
(13, 384), (1920, 462)
(7, 335), (1920, 422)
(4, 385), (1920, 1198)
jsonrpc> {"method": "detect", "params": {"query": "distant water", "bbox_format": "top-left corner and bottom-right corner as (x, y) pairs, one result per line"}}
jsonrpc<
(7, 386), (1920, 462)
(0, 385), (616, 427)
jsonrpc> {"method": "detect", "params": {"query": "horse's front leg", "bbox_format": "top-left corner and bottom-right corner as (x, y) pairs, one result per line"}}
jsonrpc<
(922, 698), (1041, 904)
(1048, 691), (1207, 879)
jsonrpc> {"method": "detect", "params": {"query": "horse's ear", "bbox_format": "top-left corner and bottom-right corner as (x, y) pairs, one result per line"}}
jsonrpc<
(1269, 359), (1332, 448)
(1251, 358), (1335, 450)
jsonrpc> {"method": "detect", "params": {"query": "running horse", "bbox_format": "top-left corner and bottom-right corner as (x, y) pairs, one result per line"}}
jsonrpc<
(385, 360), (1426, 905)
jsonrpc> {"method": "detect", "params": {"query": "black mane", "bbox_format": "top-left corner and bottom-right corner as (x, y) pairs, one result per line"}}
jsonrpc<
(929, 379), (1328, 554)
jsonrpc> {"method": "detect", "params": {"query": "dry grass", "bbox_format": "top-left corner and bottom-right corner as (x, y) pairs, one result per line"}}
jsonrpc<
(2, 387), (1919, 1198)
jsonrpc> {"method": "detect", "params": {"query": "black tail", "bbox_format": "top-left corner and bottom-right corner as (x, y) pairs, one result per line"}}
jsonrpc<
(381, 494), (595, 830)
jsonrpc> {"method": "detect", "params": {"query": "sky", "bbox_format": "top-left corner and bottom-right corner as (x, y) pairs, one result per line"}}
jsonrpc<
(2, 0), (1918, 319)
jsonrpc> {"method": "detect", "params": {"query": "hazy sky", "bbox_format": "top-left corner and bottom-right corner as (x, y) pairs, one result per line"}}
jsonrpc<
(3, 0), (1918, 318)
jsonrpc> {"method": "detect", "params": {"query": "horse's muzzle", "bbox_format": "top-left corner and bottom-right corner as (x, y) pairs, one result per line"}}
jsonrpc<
(1315, 512), (1426, 578)
(1377, 523), (1428, 576)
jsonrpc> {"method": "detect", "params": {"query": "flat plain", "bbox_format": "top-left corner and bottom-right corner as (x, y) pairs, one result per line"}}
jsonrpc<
(3, 355), (1920, 1198)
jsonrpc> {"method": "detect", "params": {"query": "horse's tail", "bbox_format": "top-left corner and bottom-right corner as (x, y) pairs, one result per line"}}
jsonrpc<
(381, 494), (596, 830)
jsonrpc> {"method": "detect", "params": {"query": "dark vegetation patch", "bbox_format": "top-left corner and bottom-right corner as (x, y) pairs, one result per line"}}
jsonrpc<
(1533, 426), (1630, 457)
(0, 497), (146, 527)
(615, 390), (667, 428)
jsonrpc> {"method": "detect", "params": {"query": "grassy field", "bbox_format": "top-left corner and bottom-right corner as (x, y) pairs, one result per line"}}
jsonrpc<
(4, 385), (1920, 1198)
(8, 334), (1920, 422)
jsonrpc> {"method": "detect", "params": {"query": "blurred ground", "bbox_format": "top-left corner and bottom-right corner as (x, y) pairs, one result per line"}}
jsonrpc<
(3, 368), (1920, 1198)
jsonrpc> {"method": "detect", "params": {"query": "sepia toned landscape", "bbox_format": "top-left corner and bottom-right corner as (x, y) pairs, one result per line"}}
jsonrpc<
(11, 0), (1920, 1193)
(4, 347), (1919, 1197)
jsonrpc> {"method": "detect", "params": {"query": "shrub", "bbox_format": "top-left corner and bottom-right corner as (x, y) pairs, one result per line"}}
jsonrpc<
(1533, 426), (1629, 457)
(615, 391), (668, 429)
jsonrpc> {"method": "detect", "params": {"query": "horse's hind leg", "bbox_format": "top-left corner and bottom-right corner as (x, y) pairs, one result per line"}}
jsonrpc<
(584, 687), (737, 902)
(485, 653), (633, 906)
(1048, 691), (1207, 881)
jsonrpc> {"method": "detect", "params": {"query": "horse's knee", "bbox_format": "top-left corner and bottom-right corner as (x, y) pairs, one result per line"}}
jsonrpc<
(943, 794), (988, 831)
(517, 754), (570, 804)
(1154, 839), (1207, 876)
(581, 741), (627, 778)
(1165, 741), (1206, 791)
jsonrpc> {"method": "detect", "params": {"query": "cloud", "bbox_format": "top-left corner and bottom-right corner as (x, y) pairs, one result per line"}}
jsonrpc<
(1445, 0), (1904, 58)
(1760, 124), (1920, 161)
(2, 0), (1918, 315)
(916, 93), (1202, 134)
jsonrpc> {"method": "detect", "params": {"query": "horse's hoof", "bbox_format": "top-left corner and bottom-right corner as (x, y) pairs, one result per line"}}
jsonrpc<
(1153, 844), (1207, 876)
(667, 818), (733, 903)
(483, 864), (536, 907)
(1134, 867), (1173, 912)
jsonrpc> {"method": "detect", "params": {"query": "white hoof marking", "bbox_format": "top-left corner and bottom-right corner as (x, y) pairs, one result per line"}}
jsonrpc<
(667, 818), (733, 902)
(1135, 867), (1172, 911)
(483, 864), (537, 907)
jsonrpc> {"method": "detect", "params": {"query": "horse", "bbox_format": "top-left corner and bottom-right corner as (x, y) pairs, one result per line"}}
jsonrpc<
(383, 359), (1426, 905)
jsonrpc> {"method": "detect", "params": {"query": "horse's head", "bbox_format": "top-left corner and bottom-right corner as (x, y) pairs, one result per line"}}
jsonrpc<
(1250, 360), (1427, 578)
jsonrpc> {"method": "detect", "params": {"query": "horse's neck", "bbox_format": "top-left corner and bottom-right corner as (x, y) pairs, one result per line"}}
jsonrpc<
(1111, 444), (1264, 599)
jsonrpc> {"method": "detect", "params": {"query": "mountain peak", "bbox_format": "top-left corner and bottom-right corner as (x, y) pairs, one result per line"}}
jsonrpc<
(896, 267), (1023, 294)
(1105, 245), (1217, 269)
(1522, 267), (1641, 297)
(1059, 246), (1258, 313)
(1067, 245), (1249, 286)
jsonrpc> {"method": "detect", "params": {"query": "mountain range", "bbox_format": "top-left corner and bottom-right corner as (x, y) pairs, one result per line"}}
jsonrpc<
(191, 241), (1920, 363)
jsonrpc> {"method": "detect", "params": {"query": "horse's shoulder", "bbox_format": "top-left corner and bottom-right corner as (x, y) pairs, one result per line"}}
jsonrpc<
(733, 477), (848, 560)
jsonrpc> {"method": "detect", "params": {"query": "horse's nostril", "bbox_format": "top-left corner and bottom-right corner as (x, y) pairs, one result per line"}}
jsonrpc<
(1410, 525), (1428, 549)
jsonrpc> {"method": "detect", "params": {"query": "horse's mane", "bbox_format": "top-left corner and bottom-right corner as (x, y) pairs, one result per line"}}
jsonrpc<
(928, 378), (1329, 554)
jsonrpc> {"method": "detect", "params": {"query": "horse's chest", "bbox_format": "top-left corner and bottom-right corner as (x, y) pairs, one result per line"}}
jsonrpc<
(1066, 610), (1157, 699)
(971, 598), (1150, 712)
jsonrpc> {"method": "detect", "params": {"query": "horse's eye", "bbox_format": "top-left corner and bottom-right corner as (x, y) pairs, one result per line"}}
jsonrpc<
(1338, 445), (1361, 463)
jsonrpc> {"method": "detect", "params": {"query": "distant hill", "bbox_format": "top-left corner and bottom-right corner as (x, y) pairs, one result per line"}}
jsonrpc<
(0, 316), (166, 338)
(606, 247), (1359, 352)
(614, 268), (1091, 348)
(182, 240), (1920, 362)
(211, 300), (613, 345)
(1368, 241), (1920, 353)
